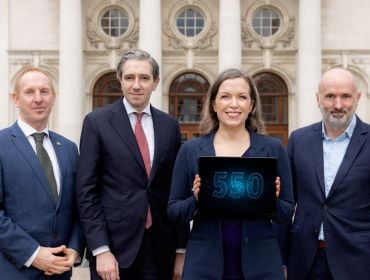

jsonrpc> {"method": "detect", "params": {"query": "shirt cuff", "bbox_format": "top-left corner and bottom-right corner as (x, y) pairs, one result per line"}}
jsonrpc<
(25, 246), (40, 267)
(176, 248), (186, 254)
(92, 245), (110, 256)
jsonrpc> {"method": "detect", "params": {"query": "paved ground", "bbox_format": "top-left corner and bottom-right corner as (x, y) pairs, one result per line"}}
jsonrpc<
(71, 267), (90, 280)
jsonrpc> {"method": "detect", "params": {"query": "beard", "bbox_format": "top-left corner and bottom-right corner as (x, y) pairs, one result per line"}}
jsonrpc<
(321, 108), (354, 132)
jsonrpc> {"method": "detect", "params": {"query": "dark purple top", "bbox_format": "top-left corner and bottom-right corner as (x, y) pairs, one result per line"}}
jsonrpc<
(221, 149), (250, 280)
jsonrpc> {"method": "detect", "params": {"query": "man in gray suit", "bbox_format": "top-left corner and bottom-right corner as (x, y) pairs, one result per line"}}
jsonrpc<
(0, 66), (84, 279)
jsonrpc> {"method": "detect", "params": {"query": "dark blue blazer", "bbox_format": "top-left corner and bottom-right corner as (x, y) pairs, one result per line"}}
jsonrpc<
(167, 131), (294, 280)
(76, 98), (188, 279)
(0, 122), (84, 280)
(285, 116), (370, 280)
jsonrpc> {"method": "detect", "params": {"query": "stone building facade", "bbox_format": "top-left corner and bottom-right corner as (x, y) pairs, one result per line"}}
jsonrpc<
(1, 0), (370, 145)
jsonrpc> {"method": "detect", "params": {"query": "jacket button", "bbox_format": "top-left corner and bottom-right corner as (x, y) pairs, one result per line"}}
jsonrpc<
(244, 237), (249, 243)
(323, 204), (328, 210)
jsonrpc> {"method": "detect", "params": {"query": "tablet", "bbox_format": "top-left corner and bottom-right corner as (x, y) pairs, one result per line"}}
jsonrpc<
(198, 156), (277, 218)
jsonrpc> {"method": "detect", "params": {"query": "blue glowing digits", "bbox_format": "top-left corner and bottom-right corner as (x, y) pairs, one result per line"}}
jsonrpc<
(212, 171), (264, 199)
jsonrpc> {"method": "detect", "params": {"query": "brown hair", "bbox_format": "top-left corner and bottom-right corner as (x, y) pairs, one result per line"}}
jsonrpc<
(199, 68), (265, 135)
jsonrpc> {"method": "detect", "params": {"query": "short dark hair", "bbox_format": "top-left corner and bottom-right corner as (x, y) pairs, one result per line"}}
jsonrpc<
(116, 49), (160, 81)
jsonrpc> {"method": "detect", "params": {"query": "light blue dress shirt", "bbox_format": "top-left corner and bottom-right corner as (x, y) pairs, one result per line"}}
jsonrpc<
(318, 116), (356, 240)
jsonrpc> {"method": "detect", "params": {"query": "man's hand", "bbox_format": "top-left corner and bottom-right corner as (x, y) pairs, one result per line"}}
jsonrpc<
(96, 251), (120, 280)
(173, 252), (185, 280)
(44, 247), (79, 275)
(32, 245), (70, 275)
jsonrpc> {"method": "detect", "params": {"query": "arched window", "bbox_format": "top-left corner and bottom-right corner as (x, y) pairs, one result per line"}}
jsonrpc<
(93, 72), (122, 109)
(253, 72), (288, 145)
(169, 72), (210, 141)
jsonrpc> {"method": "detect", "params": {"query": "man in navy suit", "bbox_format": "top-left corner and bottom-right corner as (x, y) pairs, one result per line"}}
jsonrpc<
(284, 68), (370, 279)
(0, 67), (84, 279)
(76, 49), (188, 280)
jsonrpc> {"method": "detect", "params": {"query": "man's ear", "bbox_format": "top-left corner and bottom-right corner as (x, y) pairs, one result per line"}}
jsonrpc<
(152, 77), (160, 91)
(315, 92), (320, 108)
(11, 92), (20, 107)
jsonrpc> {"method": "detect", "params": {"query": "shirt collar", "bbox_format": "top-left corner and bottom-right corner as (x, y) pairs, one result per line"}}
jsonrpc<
(17, 118), (49, 138)
(321, 115), (357, 140)
(123, 98), (151, 116)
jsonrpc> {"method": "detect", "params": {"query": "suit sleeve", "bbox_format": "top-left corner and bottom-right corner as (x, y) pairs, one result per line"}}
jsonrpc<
(172, 125), (191, 249)
(274, 132), (296, 264)
(274, 139), (295, 224)
(76, 114), (110, 252)
(0, 158), (40, 269)
(168, 143), (198, 225)
(67, 143), (85, 257)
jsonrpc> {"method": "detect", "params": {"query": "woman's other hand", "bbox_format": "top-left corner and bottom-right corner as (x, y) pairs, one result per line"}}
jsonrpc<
(275, 176), (281, 198)
(192, 175), (201, 201)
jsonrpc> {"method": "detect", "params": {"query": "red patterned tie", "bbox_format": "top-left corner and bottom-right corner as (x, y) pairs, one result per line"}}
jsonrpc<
(134, 112), (152, 228)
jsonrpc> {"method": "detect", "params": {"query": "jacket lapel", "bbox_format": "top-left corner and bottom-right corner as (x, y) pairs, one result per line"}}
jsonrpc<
(108, 99), (147, 175)
(309, 124), (326, 198)
(151, 108), (164, 180)
(50, 132), (65, 206)
(10, 123), (57, 205)
(327, 118), (367, 198)
(197, 133), (216, 156)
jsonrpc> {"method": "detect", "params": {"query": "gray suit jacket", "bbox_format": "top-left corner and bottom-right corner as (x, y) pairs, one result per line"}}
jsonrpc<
(0, 122), (84, 280)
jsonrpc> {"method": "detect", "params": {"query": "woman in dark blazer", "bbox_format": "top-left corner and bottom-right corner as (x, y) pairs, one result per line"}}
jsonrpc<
(167, 68), (294, 280)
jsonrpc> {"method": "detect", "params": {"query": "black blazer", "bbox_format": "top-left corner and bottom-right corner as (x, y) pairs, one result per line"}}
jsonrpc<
(76, 98), (188, 279)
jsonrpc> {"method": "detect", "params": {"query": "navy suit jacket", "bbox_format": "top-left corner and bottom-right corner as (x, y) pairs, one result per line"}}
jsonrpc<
(0, 122), (84, 280)
(76, 98), (188, 279)
(167, 131), (294, 280)
(284, 116), (370, 280)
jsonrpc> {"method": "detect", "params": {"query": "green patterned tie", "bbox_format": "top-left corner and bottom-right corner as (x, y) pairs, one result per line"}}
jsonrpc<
(32, 132), (58, 201)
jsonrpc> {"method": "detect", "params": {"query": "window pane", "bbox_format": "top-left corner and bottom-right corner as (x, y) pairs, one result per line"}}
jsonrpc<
(101, 19), (109, 27)
(111, 19), (119, 27)
(187, 29), (194, 37)
(186, 9), (195, 17)
(110, 10), (118, 17)
(196, 19), (204, 26)
(111, 28), (119, 37)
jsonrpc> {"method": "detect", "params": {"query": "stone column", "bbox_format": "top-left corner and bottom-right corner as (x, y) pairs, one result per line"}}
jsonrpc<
(57, 0), (83, 142)
(296, 0), (322, 128)
(0, 0), (9, 128)
(139, 0), (162, 109)
(218, 0), (242, 71)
